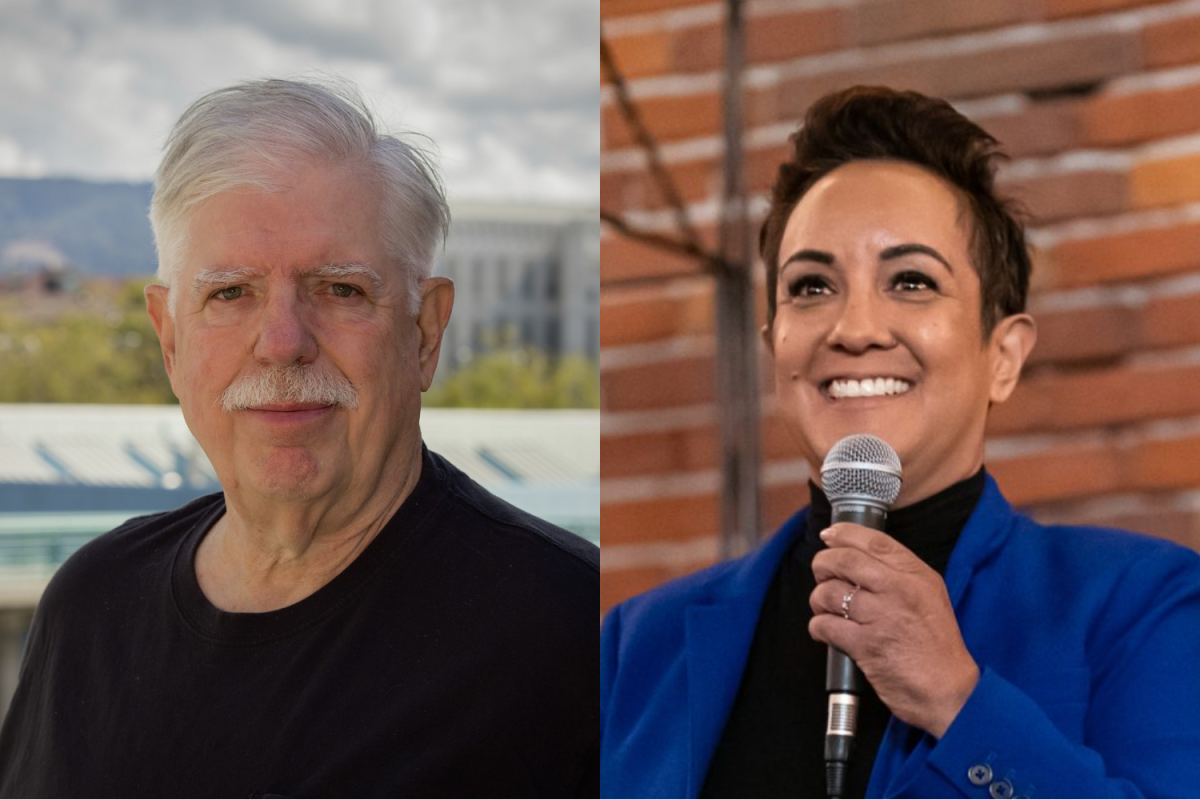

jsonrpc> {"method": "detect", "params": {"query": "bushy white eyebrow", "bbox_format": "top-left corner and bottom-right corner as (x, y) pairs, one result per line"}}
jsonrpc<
(302, 262), (383, 291)
(190, 262), (384, 296)
(191, 266), (264, 295)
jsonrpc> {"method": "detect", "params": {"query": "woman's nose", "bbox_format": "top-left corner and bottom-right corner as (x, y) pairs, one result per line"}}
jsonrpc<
(824, 289), (895, 354)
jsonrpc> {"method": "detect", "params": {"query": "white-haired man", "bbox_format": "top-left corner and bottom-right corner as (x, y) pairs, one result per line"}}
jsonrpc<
(0, 79), (598, 797)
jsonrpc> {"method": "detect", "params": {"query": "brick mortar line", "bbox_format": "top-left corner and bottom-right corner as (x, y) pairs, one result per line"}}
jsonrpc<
(599, 272), (713, 304)
(600, 535), (720, 572)
(602, 335), (1200, 385)
(601, 487), (1200, 573)
(1105, 59), (1200, 96)
(1031, 199), (1200, 246)
(604, 111), (1200, 181)
(1032, 488), (1200, 524)
(1031, 272), (1200, 313)
(602, 456), (809, 503)
(598, 333), (716, 369)
(602, 0), (855, 37)
(608, 0), (1200, 102)
(607, 191), (1200, 245)
(600, 402), (719, 436)
(600, 405), (1200, 484)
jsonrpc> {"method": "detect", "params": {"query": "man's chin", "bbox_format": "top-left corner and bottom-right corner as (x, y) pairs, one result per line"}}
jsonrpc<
(244, 447), (331, 501)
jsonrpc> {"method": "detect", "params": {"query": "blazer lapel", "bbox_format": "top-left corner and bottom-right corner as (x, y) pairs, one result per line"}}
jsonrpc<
(684, 601), (760, 797)
(869, 474), (1017, 797)
(681, 517), (802, 797)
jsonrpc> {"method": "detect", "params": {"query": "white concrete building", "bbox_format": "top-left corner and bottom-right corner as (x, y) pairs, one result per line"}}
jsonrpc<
(436, 203), (599, 370)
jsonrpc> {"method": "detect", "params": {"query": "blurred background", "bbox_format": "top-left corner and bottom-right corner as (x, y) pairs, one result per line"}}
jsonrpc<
(0, 0), (599, 717)
(600, 0), (1200, 613)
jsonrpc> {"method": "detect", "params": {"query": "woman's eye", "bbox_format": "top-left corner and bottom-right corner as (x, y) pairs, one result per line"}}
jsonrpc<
(787, 276), (832, 298)
(892, 271), (937, 292)
(331, 283), (358, 298)
(215, 286), (243, 301)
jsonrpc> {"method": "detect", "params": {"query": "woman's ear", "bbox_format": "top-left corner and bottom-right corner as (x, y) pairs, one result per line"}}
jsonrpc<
(988, 313), (1037, 405)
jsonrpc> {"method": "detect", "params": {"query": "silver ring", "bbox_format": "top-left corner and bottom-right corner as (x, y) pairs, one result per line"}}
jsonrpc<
(840, 586), (857, 620)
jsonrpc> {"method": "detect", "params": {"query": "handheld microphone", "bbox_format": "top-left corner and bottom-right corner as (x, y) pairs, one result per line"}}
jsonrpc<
(819, 434), (902, 799)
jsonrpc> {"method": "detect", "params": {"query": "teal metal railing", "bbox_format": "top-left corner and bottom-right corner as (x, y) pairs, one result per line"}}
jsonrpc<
(0, 512), (148, 578)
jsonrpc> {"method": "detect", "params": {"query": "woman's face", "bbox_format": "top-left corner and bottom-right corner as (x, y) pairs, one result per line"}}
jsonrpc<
(768, 159), (1034, 506)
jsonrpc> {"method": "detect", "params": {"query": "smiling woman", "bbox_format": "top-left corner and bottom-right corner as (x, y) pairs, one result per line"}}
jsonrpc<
(599, 86), (1200, 799)
(768, 159), (1034, 509)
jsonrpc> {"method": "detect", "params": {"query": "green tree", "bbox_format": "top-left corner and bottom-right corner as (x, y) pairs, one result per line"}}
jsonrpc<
(425, 349), (599, 409)
(0, 277), (176, 404)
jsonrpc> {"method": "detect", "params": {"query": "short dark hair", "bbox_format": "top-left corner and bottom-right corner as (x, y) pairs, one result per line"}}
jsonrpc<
(759, 86), (1031, 335)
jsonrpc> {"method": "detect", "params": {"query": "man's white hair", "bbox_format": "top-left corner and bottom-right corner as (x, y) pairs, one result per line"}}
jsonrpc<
(149, 77), (449, 317)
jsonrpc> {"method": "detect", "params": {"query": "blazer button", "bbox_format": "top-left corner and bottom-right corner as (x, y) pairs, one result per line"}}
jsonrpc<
(964, 762), (993, 786)
(967, 764), (993, 786)
(989, 779), (1014, 799)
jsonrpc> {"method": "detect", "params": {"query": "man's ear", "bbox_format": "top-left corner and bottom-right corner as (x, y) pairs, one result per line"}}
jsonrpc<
(145, 284), (179, 389)
(988, 312), (1037, 405)
(416, 277), (455, 392)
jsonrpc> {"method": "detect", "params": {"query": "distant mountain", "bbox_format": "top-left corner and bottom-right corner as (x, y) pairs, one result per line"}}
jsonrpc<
(0, 178), (156, 276)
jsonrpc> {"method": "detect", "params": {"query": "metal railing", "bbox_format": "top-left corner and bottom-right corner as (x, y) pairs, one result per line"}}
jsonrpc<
(0, 512), (146, 579)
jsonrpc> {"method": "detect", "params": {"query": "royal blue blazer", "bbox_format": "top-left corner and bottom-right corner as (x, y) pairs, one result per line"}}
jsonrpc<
(600, 475), (1200, 798)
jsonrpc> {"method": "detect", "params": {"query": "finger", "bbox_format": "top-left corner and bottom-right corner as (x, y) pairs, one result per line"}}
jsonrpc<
(809, 579), (873, 624)
(808, 612), (862, 656)
(820, 522), (926, 574)
(812, 546), (892, 593)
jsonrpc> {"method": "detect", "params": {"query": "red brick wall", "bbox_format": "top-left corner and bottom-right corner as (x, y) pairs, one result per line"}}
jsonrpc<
(601, 0), (1200, 612)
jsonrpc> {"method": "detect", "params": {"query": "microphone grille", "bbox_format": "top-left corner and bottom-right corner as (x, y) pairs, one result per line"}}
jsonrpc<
(820, 434), (903, 507)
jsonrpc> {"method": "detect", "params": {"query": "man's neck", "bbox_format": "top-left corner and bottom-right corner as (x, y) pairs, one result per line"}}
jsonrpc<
(194, 447), (423, 613)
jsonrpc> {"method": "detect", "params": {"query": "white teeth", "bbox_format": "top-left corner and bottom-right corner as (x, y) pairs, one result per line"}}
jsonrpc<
(828, 377), (912, 399)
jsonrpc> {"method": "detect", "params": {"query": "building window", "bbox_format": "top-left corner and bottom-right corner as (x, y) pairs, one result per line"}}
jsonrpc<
(472, 258), (484, 297)
(522, 261), (536, 301)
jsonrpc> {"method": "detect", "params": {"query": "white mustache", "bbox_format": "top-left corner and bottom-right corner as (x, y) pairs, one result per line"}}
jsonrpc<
(219, 363), (360, 411)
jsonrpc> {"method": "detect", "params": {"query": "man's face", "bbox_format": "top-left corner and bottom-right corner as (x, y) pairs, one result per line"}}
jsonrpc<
(767, 159), (1032, 506)
(146, 161), (451, 505)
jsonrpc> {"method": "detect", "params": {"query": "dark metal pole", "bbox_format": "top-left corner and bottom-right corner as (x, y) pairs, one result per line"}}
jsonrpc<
(715, 0), (761, 559)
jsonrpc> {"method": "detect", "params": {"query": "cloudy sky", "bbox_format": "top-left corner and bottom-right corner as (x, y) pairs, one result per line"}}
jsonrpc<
(0, 0), (598, 205)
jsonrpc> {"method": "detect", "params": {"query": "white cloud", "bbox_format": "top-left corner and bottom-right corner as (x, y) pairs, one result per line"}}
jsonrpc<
(0, 0), (598, 204)
(0, 137), (46, 177)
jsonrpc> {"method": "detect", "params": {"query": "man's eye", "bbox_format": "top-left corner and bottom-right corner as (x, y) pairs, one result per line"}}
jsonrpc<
(214, 286), (243, 301)
(788, 276), (832, 298)
(330, 283), (358, 298)
(893, 271), (937, 292)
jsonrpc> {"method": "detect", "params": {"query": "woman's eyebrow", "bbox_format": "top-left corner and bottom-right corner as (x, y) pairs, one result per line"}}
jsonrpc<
(780, 249), (834, 269)
(879, 243), (953, 273)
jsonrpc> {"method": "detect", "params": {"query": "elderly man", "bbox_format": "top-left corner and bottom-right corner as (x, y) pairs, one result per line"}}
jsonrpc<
(0, 79), (598, 797)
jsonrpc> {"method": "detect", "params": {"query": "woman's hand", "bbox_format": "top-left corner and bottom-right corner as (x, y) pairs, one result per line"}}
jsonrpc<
(809, 522), (979, 738)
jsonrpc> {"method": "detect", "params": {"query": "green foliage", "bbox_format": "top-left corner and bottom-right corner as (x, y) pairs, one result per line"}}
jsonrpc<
(425, 349), (599, 409)
(0, 277), (597, 409)
(0, 278), (177, 404)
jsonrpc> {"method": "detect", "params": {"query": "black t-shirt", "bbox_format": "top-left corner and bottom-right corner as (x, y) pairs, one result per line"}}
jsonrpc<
(0, 447), (599, 798)
(701, 470), (985, 798)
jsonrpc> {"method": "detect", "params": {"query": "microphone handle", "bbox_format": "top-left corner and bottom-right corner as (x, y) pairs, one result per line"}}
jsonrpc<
(825, 500), (888, 798)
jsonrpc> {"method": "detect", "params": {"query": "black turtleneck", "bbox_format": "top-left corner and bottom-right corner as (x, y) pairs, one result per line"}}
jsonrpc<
(700, 468), (986, 799)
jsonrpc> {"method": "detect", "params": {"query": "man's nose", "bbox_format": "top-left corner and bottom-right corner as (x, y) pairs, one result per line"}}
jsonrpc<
(824, 286), (895, 354)
(253, 289), (318, 365)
